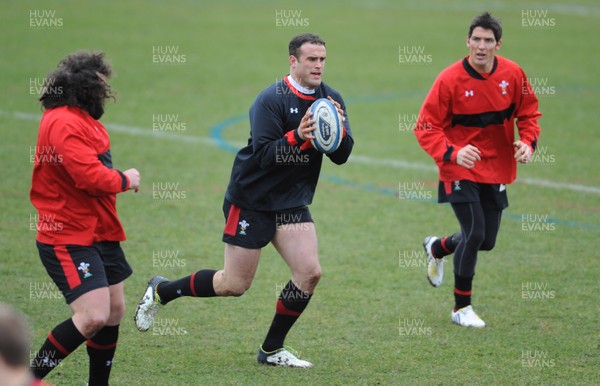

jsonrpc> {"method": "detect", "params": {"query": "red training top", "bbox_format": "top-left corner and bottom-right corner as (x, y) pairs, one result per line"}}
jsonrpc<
(415, 55), (542, 184)
(30, 106), (130, 246)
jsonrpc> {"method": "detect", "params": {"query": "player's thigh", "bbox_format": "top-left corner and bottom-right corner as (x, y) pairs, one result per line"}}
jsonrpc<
(480, 206), (503, 250)
(451, 201), (486, 244)
(221, 244), (261, 286)
(93, 241), (131, 324)
(107, 281), (126, 325)
(272, 222), (321, 289)
(480, 183), (507, 249)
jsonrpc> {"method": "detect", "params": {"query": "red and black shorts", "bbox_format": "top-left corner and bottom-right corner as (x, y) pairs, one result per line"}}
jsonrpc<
(222, 199), (313, 249)
(438, 180), (509, 210)
(36, 241), (133, 304)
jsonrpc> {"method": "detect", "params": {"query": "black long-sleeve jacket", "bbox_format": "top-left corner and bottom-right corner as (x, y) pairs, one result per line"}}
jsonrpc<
(225, 76), (354, 211)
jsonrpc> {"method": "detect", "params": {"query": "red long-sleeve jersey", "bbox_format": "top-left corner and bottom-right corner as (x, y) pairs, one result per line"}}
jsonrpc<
(30, 106), (130, 245)
(415, 55), (541, 184)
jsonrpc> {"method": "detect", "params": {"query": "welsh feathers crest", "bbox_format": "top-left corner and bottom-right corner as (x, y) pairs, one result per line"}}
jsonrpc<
(499, 80), (509, 95)
(239, 220), (250, 235)
(78, 262), (92, 278)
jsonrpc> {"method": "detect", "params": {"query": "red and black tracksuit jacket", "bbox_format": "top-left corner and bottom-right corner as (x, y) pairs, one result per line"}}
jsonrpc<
(30, 106), (130, 246)
(415, 55), (542, 185)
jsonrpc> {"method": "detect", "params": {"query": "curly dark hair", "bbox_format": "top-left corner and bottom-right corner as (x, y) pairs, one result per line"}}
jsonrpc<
(39, 51), (115, 119)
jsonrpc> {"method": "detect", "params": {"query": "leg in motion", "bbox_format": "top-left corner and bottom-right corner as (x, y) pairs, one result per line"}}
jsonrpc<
(258, 222), (320, 368)
(449, 202), (486, 328)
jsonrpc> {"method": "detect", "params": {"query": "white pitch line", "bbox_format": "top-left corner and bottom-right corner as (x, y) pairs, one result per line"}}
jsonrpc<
(107, 122), (215, 146)
(348, 154), (600, 195)
(4, 110), (600, 195)
(519, 177), (600, 195)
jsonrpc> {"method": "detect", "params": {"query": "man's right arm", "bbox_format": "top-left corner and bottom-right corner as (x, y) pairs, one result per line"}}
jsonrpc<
(251, 95), (312, 170)
(414, 76), (462, 165)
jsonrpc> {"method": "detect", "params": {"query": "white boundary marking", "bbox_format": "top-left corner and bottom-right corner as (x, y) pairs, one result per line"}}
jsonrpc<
(4, 110), (599, 195)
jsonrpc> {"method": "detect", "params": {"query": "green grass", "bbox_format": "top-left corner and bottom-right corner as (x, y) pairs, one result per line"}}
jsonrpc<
(1, 0), (599, 384)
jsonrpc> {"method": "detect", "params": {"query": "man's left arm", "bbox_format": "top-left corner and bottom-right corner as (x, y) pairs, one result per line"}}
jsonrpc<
(326, 95), (354, 165)
(514, 68), (542, 163)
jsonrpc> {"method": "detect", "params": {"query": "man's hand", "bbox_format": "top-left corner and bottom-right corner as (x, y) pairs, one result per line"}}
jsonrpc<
(123, 168), (140, 192)
(513, 140), (532, 163)
(297, 110), (316, 141)
(327, 96), (346, 123)
(456, 145), (481, 169)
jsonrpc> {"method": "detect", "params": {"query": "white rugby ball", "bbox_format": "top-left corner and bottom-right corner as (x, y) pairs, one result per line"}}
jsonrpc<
(309, 98), (343, 154)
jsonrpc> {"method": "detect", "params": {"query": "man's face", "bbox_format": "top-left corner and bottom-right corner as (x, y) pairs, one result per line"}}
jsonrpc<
(467, 27), (501, 72)
(289, 43), (326, 89)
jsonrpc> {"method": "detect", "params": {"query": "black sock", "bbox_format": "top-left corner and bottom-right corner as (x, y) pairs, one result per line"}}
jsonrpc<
(31, 318), (86, 379)
(157, 269), (217, 304)
(454, 273), (474, 310)
(432, 232), (462, 258)
(261, 281), (311, 353)
(86, 324), (119, 386)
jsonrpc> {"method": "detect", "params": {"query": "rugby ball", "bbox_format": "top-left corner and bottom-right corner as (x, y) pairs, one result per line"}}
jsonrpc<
(309, 98), (343, 154)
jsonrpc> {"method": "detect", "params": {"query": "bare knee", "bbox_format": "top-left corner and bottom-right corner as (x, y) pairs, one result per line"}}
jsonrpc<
(218, 277), (253, 297)
(307, 268), (322, 287)
(296, 267), (322, 293)
(86, 315), (108, 335)
(73, 311), (109, 338)
(220, 285), (249, 297)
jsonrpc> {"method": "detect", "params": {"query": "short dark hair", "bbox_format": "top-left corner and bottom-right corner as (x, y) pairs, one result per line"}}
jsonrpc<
(288, 33), (326, 58)
(468, 12), (502, 42)
(0, 304), (31, 368)
(39, 51), (115, 119)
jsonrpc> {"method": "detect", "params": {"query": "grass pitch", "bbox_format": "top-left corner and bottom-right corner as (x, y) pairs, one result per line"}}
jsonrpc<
(1, 1), (599, 384)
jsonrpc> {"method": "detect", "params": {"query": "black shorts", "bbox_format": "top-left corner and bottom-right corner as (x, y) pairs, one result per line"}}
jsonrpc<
(222, 199), (313, 249)
(438, 180), (509, 210)
(36, 241), (133, 304)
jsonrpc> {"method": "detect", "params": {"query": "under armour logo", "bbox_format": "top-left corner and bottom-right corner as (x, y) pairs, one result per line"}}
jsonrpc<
(465, 90), (474, 97)
(290, 108), (299, 113)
